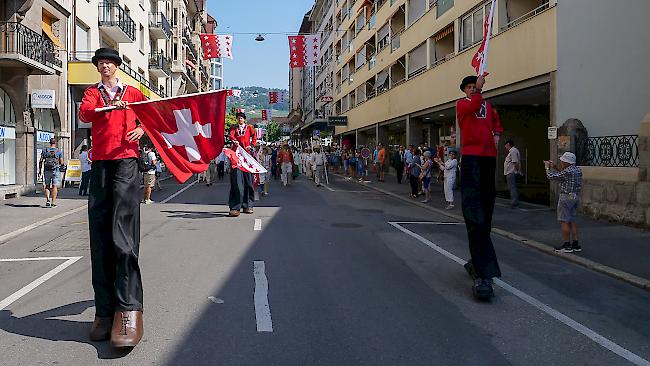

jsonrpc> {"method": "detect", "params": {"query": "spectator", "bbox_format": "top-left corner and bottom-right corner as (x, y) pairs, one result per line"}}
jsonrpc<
(393, 145), (406, 184)
(504, 140), (521, 207)
(38, 138), (63, 208)
(154, 156), (163, 191)
(377, 143), (387, 182)
(79, 144), (92, 196)
(419, 151), (434, 203)
(545, 152), (583, 253)
(142, 145), (157, 204)
(409, 149), (422, 198)
(435, 150), (458, 209)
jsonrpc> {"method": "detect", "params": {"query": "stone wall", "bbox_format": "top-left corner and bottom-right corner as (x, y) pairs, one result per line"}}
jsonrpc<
(580, 114), (650, 228)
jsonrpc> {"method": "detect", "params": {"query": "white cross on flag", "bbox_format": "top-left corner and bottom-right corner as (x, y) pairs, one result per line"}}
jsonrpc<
(200, 34), (233, 60)
(288, 35), (321, 68)
(471, 0), (496, 75)
(128, 90), (228, 183)
(223, 145), (267, 174)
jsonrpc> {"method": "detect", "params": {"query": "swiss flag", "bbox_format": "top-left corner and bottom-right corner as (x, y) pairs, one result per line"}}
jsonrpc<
(472, 0), (496, 75)
(288, 35), (320, 68)
(200, 34), (233, 60)
(223, 145), (267, 174)
(129, 90), (227, 183)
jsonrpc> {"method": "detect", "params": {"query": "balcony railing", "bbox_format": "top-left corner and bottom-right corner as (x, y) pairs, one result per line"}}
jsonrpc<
(149, 51), (171, 75)
(501, 2), (550, 30)
(149, 12), (172, 39)
(0, 22), (61, 69)
(98, 2), (136, 42)
(582, 135), (639, 168)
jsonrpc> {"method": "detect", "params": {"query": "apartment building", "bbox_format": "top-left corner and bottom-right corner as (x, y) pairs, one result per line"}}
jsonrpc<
(316, 0), (650, 204)
(0, 0), (70, 194)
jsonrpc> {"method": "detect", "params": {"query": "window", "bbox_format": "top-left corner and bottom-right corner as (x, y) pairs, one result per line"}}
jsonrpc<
(173, 42), (178, 60)
(460, 3), (491, 50)
(355, 12), (365, 35)
(407, 42), (427, 77)
(139, 24), (145, 52)
(123, 55), (131, 66)
(437, 0), (454, 17)
(407, 0), (427, 26)
(173, 9), (177, 25)
(377, 23), (389, 51)
(75, 20), (89, 52)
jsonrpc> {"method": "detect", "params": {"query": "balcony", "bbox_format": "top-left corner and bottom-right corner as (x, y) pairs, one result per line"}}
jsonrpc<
(99, 2), (136, 43)
(391, 27), (404, 53)
(148, 52), (171, 77)
(0, 22), (61, 74)
(184, 67), (198, 91)
(149, 12), (172, 40)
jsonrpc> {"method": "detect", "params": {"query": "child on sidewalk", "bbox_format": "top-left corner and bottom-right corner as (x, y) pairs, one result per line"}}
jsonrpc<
(545, 152), (583, 253)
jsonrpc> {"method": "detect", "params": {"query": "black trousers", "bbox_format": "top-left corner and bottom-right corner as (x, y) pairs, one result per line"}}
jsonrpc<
(229, 168), (255, 211)
(409, 175), (419, 196)
(217, 161), (225, 179)
(89, 158), (143, 317)
(79, 170), (91, 195)
(460, 155), (501, 279)
(395, 164), (404, 183)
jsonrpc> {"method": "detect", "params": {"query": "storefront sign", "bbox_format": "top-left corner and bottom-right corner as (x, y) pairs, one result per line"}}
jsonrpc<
(65, 159), (82, 183)
(327, 116), (348, 126)
(548, 126), (558, 140)
(37, 131), (55, 143)
(0, 126), (16, 139)
(320, 96), (333, 102)
(31, 89), (56, 109)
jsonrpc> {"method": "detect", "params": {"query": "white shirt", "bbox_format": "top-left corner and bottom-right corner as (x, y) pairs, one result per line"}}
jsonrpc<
(311, 152), (325, 166)
(444, 158), (458, 178)
(504, 147), (520, 176)
(79, 151), (92, 172)
(98, 79), (125, 100)
(146, 151), (157, 175)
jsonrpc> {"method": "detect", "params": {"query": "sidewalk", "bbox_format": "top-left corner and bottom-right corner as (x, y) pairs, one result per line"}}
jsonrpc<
(337, 171), (650, 289)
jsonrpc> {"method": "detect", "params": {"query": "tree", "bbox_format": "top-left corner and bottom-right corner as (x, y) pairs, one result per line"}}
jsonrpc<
(266, 121), (281, 142)
(225, 113), (238, 129)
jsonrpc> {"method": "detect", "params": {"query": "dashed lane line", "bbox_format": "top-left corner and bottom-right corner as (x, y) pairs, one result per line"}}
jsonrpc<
(253, 260), (273, 332)
(389, 222), (650, 366)
(254, 219), (262, 231)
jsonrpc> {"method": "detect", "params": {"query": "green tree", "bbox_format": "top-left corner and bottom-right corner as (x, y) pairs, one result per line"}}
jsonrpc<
(267, 121), (281, 142)
(225, 113), (238, 129)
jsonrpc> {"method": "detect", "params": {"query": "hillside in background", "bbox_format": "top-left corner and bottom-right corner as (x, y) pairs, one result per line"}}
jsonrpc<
(226, 86), (289, 119)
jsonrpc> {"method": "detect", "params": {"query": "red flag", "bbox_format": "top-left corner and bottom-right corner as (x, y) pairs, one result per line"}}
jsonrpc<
(472, 0), (496, 75)
(223, 146), (267, 174)
(129, 91), (227, 183)
(288, 35), (320, 68)
(269, 91), (285, 104)
(200, 34), (233, 60)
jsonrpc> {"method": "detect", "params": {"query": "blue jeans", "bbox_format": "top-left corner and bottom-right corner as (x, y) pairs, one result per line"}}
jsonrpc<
(506, 173), (519, 206)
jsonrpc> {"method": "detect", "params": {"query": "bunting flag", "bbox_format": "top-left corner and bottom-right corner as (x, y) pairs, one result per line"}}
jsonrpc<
(471, 0), (496, 75)
(261, 109), (272, 121)
(200, 34), (233, 60)
(227, 89), (242, 97)
(127, 90), (228, 183)
(255, 128), (265, 140)
(288, 35), (321, 68)
(268, 91), (286, 104)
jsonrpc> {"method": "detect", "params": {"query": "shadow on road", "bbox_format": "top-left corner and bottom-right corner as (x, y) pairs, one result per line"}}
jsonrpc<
(0, 300), (134, 359)
(161, 210), (230, 219)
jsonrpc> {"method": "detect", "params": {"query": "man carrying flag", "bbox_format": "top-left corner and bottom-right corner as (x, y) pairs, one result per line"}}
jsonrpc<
(228, 112), (257, 217)
(79, 48), (147, 348)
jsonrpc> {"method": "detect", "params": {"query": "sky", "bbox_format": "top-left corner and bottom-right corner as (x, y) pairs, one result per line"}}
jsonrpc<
(206, 0), (312, 90)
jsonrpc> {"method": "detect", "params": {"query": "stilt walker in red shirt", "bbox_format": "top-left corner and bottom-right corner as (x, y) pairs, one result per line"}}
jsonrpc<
(79, 48), (147, 347)
(456, 73), (504, 300)
(228, 112), (257, 217)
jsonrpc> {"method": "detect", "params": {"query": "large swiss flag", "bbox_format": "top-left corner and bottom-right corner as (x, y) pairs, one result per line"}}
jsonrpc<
(129, 90), (227, 183)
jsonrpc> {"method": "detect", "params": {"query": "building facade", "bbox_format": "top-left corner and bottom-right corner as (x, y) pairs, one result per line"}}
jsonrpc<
(296, 0), (650, 209)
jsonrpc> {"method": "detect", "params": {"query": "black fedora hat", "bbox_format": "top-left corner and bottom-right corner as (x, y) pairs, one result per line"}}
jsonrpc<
(91, 47), (122, 66)
(460, 75), (478, 91)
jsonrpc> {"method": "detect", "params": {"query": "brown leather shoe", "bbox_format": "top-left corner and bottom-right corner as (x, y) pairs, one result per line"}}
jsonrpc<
(228, 210), (240, 217)
(242, 208), (254, 214)
(110, 311), (144, 348)
(89, 316), (113, 341)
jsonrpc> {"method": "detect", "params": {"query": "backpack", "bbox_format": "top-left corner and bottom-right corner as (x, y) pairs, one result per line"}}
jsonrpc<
(138, 151), (152, 172)
(43, 148), (59, 171)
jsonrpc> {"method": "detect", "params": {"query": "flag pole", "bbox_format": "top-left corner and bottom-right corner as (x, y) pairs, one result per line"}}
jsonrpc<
(94, 88), (230, 112)
(479, 0), (496, 75)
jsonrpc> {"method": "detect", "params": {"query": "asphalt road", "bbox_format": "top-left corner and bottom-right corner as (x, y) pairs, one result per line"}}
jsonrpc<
(0, 174), (649, 366)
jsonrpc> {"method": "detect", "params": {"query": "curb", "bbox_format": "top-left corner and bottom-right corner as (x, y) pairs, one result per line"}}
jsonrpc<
(333, 174), (650, 292)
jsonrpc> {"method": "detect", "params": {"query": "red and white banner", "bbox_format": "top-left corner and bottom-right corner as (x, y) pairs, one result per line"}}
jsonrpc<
(200, 34), (233, 60)
(471, 0), (496, 75)
(288, 35), (321, 68)
(255, 128), (265, 140)
(227, 89), (242, 97)
(128, 90), (227, 183)
(223, 145), (267, 174)
(261, 109), (272, 121)
(269, 91), (286, 104)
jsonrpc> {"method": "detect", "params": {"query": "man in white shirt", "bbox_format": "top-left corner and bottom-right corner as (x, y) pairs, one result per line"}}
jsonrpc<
(311, 147), (326, 187)
(142, 145), (157, 204)
(79, 144), (92, 196)
(504, 140), (521, 207)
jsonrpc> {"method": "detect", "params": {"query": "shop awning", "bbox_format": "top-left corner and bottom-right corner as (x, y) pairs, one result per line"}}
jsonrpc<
(433, 24), (454, 42)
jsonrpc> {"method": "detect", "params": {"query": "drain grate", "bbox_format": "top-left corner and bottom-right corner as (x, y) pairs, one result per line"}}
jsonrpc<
(32, 230), (89, 252)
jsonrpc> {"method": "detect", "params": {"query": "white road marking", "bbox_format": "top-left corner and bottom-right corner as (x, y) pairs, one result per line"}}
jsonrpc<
(160, 179), (198, 204)
(389, 222), (650, 366)
(0, 256), (83, 311)
(208, 296), (224, 304)
(254, 219), (262, 231)
(0, 206), (87, 244)
(323, 185), (336, 192)
(253, 260), (273, 332)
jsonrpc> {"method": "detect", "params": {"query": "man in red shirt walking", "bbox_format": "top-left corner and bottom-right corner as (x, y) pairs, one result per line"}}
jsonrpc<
(456, 73), (503, 300)
(228, 112), (257, 217)
(79, 48), (147, 347)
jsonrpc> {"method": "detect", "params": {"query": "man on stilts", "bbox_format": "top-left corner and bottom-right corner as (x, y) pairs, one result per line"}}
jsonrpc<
(228, 111), (257, 217)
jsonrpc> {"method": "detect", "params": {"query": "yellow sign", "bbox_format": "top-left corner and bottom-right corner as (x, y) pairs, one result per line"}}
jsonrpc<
(65, 159), (82, 182)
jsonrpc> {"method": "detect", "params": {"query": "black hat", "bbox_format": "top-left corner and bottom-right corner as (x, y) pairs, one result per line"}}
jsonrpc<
(460, 75), (478, 91)
(92, 47), (122, 66)
(235, 112), (247, 120)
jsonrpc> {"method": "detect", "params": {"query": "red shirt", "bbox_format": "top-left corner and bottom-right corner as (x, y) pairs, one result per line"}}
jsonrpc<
(229, 124), (257, 149)
(78, 84), (147, 160)
(456, 91), (503, 157)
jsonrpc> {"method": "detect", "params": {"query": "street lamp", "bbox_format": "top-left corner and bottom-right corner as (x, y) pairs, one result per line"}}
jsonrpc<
(255, 34), (265, 42)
